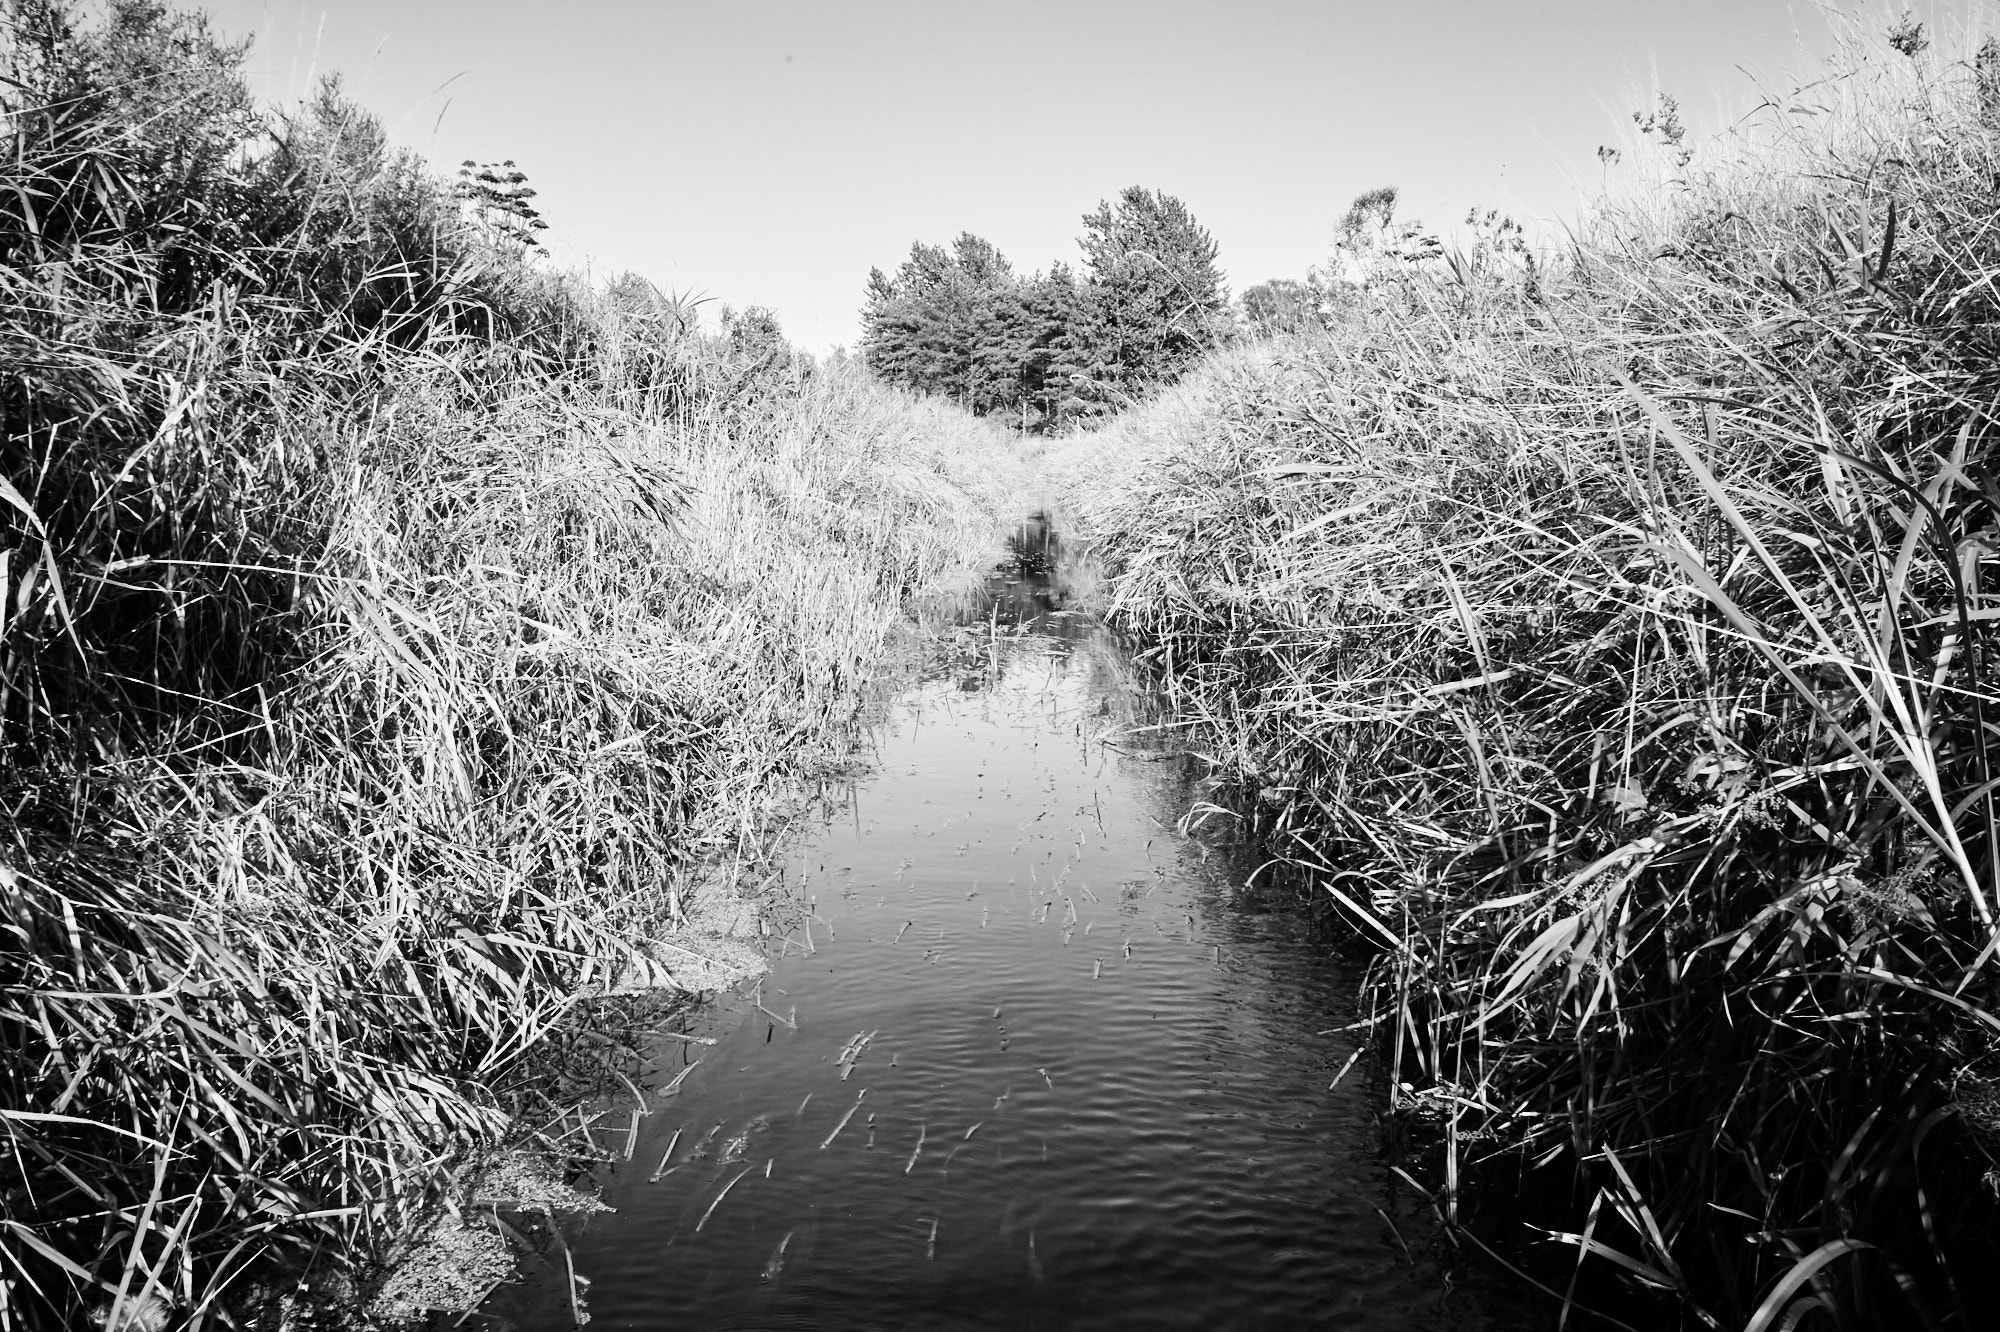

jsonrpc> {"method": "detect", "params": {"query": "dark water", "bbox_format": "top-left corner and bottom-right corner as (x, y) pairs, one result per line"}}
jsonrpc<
(513, 520), (1516, 1330)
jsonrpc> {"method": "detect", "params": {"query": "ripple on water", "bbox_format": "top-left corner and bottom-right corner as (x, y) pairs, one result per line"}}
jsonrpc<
(488, 527), (1520, 1332)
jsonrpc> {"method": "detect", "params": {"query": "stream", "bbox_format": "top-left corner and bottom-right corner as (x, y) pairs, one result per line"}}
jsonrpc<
(488, 519), (1519, 1330)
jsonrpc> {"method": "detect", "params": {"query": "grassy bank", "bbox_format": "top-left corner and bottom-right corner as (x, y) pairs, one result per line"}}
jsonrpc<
(1, 5), (1019, 1328)
(1048, 21), (2000, 1330)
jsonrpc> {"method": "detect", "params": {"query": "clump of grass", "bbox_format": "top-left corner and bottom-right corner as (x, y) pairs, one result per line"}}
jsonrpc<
(1052, 17), (2000, 1328)
(1, 4), (1021, 1328)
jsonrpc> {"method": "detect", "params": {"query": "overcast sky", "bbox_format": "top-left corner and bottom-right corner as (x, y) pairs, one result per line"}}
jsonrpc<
(195, 1), (1916, 351)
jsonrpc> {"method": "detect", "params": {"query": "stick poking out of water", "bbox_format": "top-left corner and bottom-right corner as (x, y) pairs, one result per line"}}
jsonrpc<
(926, 1217), (938, 1261)
(695, 1166), (755, 1232)
(820, 1090), (867, 1149)
(1327, 1048), (1365, 1092)
(905, 1123), (926, 1175)
(760, 1231), (793, 1284)
(659, 1060), (700, 1097)
(648, 1127), (683, 1182)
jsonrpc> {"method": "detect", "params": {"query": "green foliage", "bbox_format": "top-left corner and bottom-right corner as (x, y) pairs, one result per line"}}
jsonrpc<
(1052, 21), (2000, 1329)
(860, 189), (1231, 430)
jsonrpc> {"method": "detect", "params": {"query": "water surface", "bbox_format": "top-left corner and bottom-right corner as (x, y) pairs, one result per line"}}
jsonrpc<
(537, 524), (1512, 1330)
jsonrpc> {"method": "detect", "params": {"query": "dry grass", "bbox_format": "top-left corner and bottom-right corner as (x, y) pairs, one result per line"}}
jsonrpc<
(0, 6), (1023, 1328)
(1050, 18), (2000, 1329)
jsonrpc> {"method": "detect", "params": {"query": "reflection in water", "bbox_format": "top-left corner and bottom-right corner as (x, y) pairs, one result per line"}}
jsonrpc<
(487, 517), (1517, 1331)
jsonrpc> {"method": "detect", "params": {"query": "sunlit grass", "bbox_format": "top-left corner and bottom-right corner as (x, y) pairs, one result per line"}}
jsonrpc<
(0, 8), (1023, 1325)
(1051, 18), (2000, 1328)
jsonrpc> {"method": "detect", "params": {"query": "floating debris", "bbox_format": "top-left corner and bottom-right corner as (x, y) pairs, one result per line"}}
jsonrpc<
(894, 921), (913, 943)
(1038, 1067), (1054, 1089)
(963, 1121), (983, 1141)
(926, 1217), (938, 1261)
(1093, 958), (1102, 979)
(820, 1090), (867, 1150)
(659, 1061), (700, 1097)
(905, 1124), (927, 1175)
(835, 1030), (877, 1080)
(647, 1127), (683, 1182)
(695, 1166), (755, 1232)
(760, 1231), (793, 1283)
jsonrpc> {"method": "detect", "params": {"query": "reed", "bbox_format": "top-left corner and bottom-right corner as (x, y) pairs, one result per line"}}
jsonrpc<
(1052, 18), (2000, 1328)
(0, 4), (1020, 1327)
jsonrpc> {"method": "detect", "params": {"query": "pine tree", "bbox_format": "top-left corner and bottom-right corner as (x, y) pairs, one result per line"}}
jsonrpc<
(1074, 186), (1231, 393)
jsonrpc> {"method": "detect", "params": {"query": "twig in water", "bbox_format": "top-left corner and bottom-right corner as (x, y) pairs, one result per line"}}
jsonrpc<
(895, 920), (912, 943)
(696, 1166), (756, 1232)
(820, 1090), (867, 1149)
(657, 1032), (718, 1046)
(623, 1109), (640, 1160)
(963, 1121), (983, 1140)
(1372, 1205), (1413, 1264)
(926, 1217), (938, 1261)
(1328, 1048), (1365, 1092)
(648, 1127), (683, 1181)
(563, 1239), (585, 1325)
(905, 1124), (927, 1175)
(659, 1060), (701, 1097)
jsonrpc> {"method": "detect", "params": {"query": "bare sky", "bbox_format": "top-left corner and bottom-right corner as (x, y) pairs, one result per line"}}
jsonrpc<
(195, 0), (1902, 351)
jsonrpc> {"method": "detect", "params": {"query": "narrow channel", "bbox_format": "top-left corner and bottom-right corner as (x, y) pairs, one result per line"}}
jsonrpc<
(528, 519), (1512, 1330)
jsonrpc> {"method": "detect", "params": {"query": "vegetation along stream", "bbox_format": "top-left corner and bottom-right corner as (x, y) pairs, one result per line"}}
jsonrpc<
(477, 520), (1524, 1331)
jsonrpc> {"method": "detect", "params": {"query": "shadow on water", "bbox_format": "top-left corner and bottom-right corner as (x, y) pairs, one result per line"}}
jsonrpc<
(476, 514), (1529, 1332)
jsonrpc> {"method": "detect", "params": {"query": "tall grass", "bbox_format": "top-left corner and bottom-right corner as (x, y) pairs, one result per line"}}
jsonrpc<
(0, 4), (1021, 1327)
(1050, 19), (2000, 1329)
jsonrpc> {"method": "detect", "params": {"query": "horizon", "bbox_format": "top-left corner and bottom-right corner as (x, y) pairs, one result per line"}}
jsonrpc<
(195, 0), (1916, 352)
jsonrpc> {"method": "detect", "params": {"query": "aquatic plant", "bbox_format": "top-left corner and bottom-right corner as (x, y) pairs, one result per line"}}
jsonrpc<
(1052, 17), (2000, 1328)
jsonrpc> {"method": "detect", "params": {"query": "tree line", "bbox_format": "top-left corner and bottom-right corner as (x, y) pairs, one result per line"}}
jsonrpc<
(859, 186), (1233, 431)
